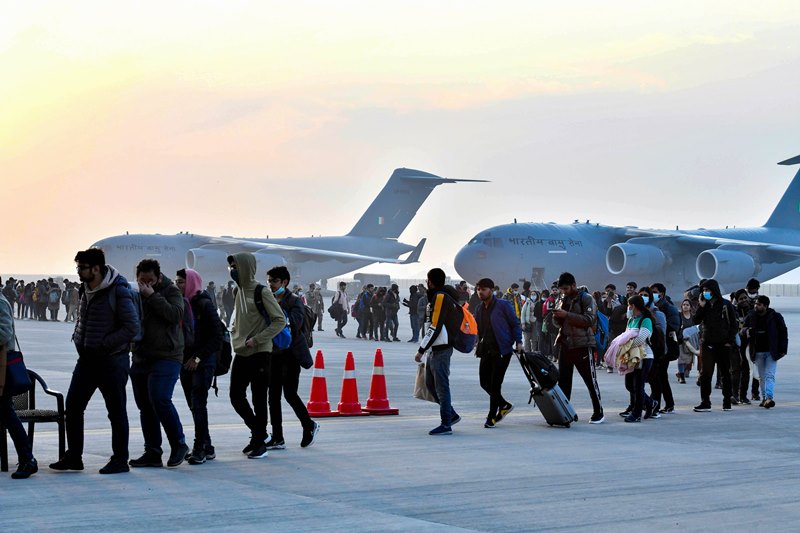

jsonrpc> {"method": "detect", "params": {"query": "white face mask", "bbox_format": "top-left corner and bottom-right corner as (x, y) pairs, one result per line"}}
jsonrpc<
(626, 308), (633, 319)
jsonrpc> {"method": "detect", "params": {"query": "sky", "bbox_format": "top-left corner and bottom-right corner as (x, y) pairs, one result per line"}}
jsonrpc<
(3, 1), (800, 283)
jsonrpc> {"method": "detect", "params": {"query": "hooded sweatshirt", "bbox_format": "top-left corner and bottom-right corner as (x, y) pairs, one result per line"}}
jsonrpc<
(693, 279), (738, 346)
(229, 252), (286, 356)
(132, 274), (185, 364)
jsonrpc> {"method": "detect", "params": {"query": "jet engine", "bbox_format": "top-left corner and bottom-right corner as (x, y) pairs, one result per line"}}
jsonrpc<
(695, 249), (757, 284)
(606, 243), (666, 276)
(186, 248), (232, 271)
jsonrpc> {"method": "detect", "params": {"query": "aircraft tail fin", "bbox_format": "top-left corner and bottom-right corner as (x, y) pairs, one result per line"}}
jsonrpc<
(764, 155), (800, 230)
(347, 168), (487, 239)
(401, 238), (426, 264)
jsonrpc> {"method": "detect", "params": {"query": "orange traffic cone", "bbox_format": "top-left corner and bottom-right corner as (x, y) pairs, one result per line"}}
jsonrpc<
(307, 350), (339, 417)
(337, 351), (370, 416)
(364, 348), (399, 415)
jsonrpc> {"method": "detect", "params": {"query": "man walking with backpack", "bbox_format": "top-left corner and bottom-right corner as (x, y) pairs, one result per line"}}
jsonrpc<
(553, 272), (605, 424)
(474, 278), (523, 428)
(264, 266), (319, 449)
(414, 268), (462, 435)
(227, 253), (286, 459)
(50, 248), (140, 474)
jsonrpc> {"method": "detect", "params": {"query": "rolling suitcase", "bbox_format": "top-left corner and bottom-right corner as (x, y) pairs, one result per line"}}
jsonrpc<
(516, 351), (578, 427)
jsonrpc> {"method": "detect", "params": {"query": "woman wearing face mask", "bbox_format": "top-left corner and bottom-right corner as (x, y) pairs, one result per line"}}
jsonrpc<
(677, 299), (698, 383)
(620, 295), (656, 423)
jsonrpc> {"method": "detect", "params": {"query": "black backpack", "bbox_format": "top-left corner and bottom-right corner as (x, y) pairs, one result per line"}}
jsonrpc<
(215, 318), (233, 377)
(641, 317), (666, 360)
(303, 305), (316, 348)
(524, 351), (559, 389)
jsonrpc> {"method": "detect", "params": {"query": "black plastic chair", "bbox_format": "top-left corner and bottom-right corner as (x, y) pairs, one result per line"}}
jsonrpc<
(0, 370), (65, 471)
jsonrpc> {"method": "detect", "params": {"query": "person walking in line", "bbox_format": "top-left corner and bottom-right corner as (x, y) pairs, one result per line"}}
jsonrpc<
(176, 268), (223, 465)
(129, 259), (189, 469)
(227, 252), (286, 459)
(744, 296), (787, 409)
(50, 248), (139, 475)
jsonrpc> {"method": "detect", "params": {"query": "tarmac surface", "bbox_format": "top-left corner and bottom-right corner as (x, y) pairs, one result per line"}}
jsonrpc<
(2, 299), (800, 532)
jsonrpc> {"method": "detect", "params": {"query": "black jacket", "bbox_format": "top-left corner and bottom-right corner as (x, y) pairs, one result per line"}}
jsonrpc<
(133, 275), (185, 364)
(73, 269), (139, 359)
(744, 308), (788, 360)
(184, 290), (223, 364)
(275, 292), (312, 367)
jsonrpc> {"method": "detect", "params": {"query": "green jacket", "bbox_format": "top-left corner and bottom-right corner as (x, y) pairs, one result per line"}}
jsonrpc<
(230, 252), (286, 356)
(133, 275), (185, 364)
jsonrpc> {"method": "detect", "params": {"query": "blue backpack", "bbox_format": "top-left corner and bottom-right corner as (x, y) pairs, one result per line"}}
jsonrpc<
(254, 285), (292, 350)
(595, 311), (609, 354)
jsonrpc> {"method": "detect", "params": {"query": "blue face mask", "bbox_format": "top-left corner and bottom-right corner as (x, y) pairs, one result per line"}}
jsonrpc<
(642, 296), (650, 306)
(653, 293), (660, 303)
(229, 269), (239, 284)
(274, 287), (285, 296)
(703, 291), (712, 301)
(626, 308), (633, 319)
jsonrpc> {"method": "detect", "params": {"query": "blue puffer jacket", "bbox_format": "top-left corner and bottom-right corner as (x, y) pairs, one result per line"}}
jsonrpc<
(72, 266), (140, 358)
(474, 297), (523, 356)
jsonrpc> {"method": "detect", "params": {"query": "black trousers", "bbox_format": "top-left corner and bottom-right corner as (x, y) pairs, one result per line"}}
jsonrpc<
(229, 352), (270, 441)
(478, 354), (512, 420)
(268, 351), (313, 442)
(648, 358), (674, 409)
(557, 346), (603, 414)
(700, 343), (732, 403)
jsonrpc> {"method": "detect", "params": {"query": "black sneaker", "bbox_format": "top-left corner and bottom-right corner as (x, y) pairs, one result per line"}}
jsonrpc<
(623, 414), (641, 423)
(167, 443), (190, 467)
(644, 401), (659, 420)
(129, 451), (163, 468)
(264, 437), (286, 450)
(764, 399), (775, 409)
(752, 394), (761, 402)
(658, 407), (675, 414)
(693, 402), (712, 412)
(730, 397), (741, 406)
(484, 418), (496, 428)
(247, 442), (269, 459)
(722, 401), (732, 411)
(187, 448), (206, 465)
(450, 413), (462, 426)
(12, 458), (38, 479)
(204, 445), (216, 461)
(496, 404), (514, 423)
(590, 411), (605, 424)
(242, 438), (260, 455)
(428, 424), (452, 435)
(301, 422), (320, 448)
(99, 457), (130, 474)
(739, 397), (752, 405)
(619, 406), (633, 418)
(49, 453), (84, 471)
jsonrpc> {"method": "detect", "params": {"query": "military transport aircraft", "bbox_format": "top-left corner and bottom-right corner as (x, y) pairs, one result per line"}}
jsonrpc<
(94, 168), (485, 285)
(454, 155), (800, 292)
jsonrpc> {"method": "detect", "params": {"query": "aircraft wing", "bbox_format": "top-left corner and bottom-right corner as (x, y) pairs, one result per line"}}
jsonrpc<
(201, 236), (426, 264)
(621, 229), (800, 261)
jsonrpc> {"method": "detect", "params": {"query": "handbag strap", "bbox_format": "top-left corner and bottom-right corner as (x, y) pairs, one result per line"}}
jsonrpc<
(13, 333), (22, 352)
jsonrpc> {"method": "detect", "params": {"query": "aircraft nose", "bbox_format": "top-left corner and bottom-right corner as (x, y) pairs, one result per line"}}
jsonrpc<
(454, 244), (484, 282)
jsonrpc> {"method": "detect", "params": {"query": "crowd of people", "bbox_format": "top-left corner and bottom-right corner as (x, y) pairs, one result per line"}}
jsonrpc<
(410, 270), (788, 434)
(0, 255), (790, 478)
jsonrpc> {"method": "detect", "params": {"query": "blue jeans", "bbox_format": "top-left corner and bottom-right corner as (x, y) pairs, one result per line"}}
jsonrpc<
(409, 314), (420, 342)
(65, 353), (130, 460)
(753, 352), (777, 400)
(625, 358), (653, 418)
(425, 348), (457, 426)
(0, 395), (33, 463)
(180, 355), (216, 450)
(131, 359), (185, 454)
